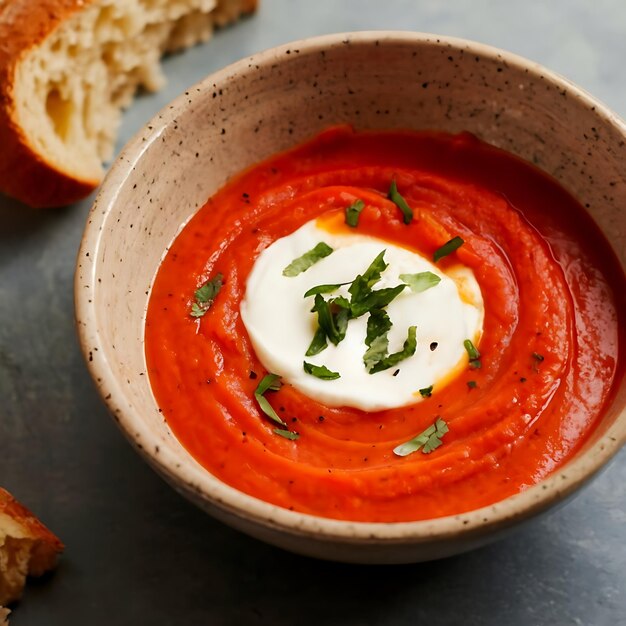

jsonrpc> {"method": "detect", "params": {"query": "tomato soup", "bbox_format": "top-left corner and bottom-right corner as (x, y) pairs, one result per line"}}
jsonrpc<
(145, 127), (626, 522)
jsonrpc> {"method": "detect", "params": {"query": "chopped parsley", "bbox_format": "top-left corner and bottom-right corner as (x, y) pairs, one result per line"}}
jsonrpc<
(400, 271), (441, 293)
(363, 309), (392, 371)
(345, 199), (366, 227)
(369, 326), (417, 374)
(393, 417), (449, 457)
(303, 282), (350, 298)
(419, 385), (433, 398)
(348, 252), (405, 318)
(350, 283), (406, 319)
(303, 361), (340, 380)
(433, 236), (464, 262)
(464, 339), (481, 369)
(282, 242), (333, 277)
(388, 179), (413, 224)
(190, 273), (223, 318)
(305, 327), (328, 356)
(303, 250), (421, 376)
(311, 294), (348, 346)
(467, 380), (477, 389)
(273, 428), (300, 441)
(254, 374), (287, 427)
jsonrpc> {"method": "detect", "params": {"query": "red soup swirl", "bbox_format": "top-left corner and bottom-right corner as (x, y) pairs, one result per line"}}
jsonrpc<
(145, 126), (626, 522)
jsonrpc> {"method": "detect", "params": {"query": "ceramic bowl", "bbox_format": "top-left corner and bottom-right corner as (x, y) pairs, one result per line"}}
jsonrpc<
(75, 32), (626, 564)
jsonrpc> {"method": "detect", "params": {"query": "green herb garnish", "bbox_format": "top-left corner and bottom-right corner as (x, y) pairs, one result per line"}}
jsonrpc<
(393, 417), (449, 457)
(303, 361), (340, 380)
(419, 385), (433, 398)
(303, 282), (350, 298)
(303, 250), (419, 374)
(350, 284), (406, 318)
(433, 236), (464, 262)
(311, 294), (348, 346)
(347, 251), (407, 317)
(363, 309), (392, 371)
(369, 325), (417, 374)
(400, 271), (441, 293)
(345, 199), (366, 227)
(464, 339), (481, 369)
(190, 273), (223, 318)
(353, 250), (388, 290)
(273, 428), (300, 441)
(305, 327), (328, 356)
(254, 374), (287, 427)
(283, 242), (333, 277)
(467, 380), (477, 389)
(388, 180), (413, 224)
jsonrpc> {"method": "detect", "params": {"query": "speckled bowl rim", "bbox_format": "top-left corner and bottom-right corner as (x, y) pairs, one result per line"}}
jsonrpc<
(76, 31), (626, 545)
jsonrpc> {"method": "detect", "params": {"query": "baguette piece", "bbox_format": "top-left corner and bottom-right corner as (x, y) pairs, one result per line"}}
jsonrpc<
(0, 488), (63, 607)
(0, 0), (256, 208)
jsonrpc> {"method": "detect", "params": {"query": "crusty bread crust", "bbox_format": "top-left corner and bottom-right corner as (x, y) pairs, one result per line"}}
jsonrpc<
(0, 1), (97, 208)
(0, 488), (63, 606)
(0, 0), (257, 209)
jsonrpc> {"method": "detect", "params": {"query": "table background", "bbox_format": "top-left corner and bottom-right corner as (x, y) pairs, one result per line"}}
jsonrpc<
(2, 1), (625, 624)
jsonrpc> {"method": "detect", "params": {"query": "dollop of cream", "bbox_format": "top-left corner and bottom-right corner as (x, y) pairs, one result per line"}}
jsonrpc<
(241, 219), (484, 410)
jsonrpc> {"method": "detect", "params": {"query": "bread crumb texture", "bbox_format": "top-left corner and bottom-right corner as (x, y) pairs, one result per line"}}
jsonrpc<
(0, 489), (63, 607)
(0, 0), (256, 207)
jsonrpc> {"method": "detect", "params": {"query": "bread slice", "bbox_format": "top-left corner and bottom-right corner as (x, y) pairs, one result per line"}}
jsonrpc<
(0, 0), (256, 208)
(0, 489), (63, 607)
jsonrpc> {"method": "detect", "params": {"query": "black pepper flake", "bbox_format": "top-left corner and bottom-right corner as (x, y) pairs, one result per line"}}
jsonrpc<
(430, 342), (438, 351)
(318, 415), (325, 422)
(532, 352), (545, 361)
(291, 417), (297, 423)
(520, 377), (527, 383)
(279, 406), (285, 412)
(249, 371), (257, 379)
(392, 369), (400, 377)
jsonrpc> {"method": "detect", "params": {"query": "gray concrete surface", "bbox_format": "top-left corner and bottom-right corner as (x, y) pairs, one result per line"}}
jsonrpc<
(1, 1), (625, 624)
